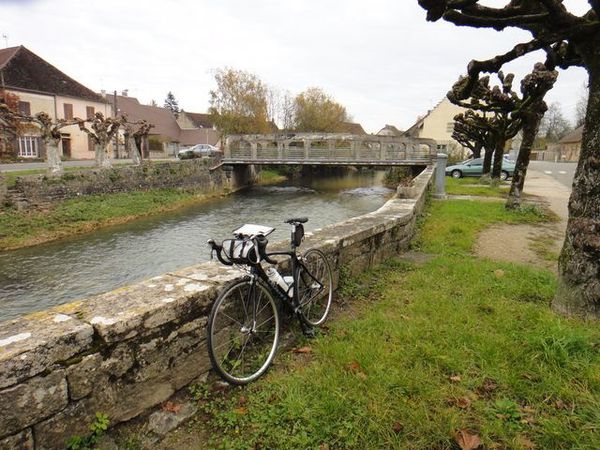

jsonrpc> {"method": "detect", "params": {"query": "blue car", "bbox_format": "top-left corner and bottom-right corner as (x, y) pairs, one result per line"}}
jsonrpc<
(445, 157), (515, 180)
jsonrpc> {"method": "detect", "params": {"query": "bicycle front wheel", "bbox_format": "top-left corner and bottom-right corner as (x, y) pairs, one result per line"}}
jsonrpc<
(296, 248), (333, 327)
(207, 278), (280, 385)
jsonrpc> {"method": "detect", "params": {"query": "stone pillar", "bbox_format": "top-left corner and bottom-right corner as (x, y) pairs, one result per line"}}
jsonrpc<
(434, 153), (447, 199)
(304, 140), (311, 159)
(250, 142), (258, 160)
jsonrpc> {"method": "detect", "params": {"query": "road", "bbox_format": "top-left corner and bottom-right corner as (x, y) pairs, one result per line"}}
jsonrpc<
(529, 161), (576, 188)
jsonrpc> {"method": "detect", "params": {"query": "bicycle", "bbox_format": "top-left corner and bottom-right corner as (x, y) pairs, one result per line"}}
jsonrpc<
(206, 217), (333, 385)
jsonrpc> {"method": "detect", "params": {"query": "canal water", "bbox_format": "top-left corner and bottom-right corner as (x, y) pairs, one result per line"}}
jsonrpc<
(0, 171), (393, 322)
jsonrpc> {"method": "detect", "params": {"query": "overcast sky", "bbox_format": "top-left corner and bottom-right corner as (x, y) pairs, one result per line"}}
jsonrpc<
(0, 0), (589, 133)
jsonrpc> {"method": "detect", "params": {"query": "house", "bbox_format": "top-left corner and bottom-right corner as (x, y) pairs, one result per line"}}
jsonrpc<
(376, 124), (403, 137)
(107, 94), (219, 158)
(404, 97), (469, 157)
(339, 121), (366, 135)
(0, 46), (112, 159)
(555, 126), (583, 161)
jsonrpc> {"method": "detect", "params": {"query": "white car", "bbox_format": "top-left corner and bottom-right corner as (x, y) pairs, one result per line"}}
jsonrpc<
(177, 144), (221, 159)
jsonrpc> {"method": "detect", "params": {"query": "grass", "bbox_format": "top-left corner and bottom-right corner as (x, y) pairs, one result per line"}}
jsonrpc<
(0, 189), (211, 250)
(445, 176), (510, 197)
(258, 168), (288, 184)
(185, 199), (599, 450)
(2, 165), (129, 187)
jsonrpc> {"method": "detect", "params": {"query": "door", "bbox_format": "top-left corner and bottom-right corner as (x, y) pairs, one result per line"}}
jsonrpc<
(61, 135), (72, 158)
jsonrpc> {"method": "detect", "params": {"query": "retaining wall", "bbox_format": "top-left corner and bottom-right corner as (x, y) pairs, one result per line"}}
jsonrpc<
(4, 159), (234, 210)
(0, 165), (434, 449)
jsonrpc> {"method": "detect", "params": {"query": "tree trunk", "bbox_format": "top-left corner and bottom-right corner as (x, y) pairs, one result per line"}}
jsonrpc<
(472, 142), (483, 159)
(94, 140), (112, 168)
(506, 113), (541, 209)
(553, 68), (600, 318)
(130, 137), (141, 166)
(482, 146), (494, 175)
(491, 137), (506, 179)
(45, 138), (64, 176)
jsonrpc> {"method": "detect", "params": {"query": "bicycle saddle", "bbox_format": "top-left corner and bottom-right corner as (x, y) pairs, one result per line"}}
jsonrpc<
(284, 217), (308, 224)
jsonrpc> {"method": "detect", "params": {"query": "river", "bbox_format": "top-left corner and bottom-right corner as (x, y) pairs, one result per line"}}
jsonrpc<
(0, 171), (393, 322)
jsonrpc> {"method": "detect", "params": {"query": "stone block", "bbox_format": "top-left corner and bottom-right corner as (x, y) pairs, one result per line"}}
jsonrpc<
(0, 370), (68, 438)
(0, 429), (33, 450)
(0, 312), (93, 389)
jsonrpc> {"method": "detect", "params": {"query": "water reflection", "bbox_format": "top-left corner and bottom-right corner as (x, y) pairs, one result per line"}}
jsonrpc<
(0, 171), (393, 321)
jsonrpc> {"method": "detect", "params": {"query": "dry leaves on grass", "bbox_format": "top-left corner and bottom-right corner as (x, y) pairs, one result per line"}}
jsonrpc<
(346, 361), (368, 380)
(162, 401), (182, 413)
(449, 375), (462, 383)
(449, 396), (472, 409)
(454, 429), (483, 450)
(294, 346), (313, 354)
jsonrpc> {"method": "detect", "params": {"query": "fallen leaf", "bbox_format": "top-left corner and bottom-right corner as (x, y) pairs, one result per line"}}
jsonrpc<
(238, 396), (247, 406)
(450, 375), (462, 383)
(455, 397), (472, 409)
(294, 346), (312, 354)
(494, 269), (505, 278)
(356, 371), (368, 381)
(516, 435), (536, 449)
(319, 445), (328, 450)
(400, 314), (410, 320)
(454, 429), (483, 450)
(346, 361), (362, 372)
(162, 401), (181, 413)
(475, 378), (498, 396)
(234, 407), (247, 415)
(392, 421), (404, 433)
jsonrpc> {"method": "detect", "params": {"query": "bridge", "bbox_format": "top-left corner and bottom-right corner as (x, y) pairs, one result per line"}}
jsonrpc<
(223, 133), (438, 166)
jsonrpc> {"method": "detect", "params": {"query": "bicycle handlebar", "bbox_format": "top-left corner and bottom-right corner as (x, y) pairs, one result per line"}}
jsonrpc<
(206, 239), (234, 266)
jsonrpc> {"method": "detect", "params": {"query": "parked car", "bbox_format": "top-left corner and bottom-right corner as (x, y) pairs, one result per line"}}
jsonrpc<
(445, 157), (515, 180)
(177, 144), (221, 159)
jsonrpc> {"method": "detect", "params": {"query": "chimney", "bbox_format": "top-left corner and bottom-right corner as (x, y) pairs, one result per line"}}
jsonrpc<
(121, 89), (129, 97)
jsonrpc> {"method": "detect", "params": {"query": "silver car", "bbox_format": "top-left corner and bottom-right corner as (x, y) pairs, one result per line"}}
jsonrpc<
(177, 144), (221, 159)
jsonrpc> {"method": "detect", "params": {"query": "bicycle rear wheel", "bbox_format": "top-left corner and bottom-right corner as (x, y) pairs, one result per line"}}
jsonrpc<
(296, 248), (333, 327)
(207, 278), (280, 385)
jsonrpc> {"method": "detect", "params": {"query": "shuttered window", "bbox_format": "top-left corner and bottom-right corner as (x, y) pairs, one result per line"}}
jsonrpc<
(86, 106), (95, 119)
(64, 103), (74, 120)
(18, 101), (31, 115)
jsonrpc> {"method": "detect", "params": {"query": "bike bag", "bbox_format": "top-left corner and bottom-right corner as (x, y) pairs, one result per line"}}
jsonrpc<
(222, 238), (260, 265)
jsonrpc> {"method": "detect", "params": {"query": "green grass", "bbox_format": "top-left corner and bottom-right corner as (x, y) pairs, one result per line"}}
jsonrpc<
(445, 177), (510, 197)
(190, 200), (599, 450)
(259, 169), (288, 184)
(2, 166), (101, 187)
(0, 189), (207, 249)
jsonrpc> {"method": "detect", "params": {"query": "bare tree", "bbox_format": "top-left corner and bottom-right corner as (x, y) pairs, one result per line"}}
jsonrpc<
(417, 0), (600, 317)
(574, 84), (589, 128)
(539, 102), (573, 142)
(28, 113), (79, 175)
(77, 113), (124, 168)
(132, 120), (153, 165)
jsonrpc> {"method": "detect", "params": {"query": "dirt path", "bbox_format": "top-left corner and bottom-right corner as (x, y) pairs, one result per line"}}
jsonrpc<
(474, 169), (571, 271)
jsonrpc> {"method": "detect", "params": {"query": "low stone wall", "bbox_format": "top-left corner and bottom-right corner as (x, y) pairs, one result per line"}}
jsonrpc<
(0, 166), (434, 449)
(5, 159), (232, 210)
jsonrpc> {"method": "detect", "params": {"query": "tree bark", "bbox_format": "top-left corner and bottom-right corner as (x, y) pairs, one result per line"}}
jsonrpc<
(130, 136), (141, 166)
(94, 141), (112, 168)
(491, 136), (506, 179)
(472, 142), (483, 158)
(482, 146), (494, 175)
(553, 67), (600, 318)
(506, 113), (541, 209)
(45, 138), (64, 176)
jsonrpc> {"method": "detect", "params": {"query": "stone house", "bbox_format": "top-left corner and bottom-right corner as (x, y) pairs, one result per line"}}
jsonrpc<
(404, 97), (470, 158)
(339, 121), (367, 135)
(108, 95), (219, 158)
(0, 46), (113, 160)
(376, 124), (404, 137)
(530, 126), (582, 162)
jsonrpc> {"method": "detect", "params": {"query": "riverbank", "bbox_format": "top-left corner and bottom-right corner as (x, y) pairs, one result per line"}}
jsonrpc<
(154, 190), (598, 450)
(0, 168), (289, 251)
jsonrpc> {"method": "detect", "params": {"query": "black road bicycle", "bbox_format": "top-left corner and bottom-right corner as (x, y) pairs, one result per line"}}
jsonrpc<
(206, 217), (333, 385)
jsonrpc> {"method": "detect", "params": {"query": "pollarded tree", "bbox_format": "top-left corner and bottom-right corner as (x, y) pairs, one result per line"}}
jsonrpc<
(131, 120), (154, 165)
(448, 72), (522, 179)
(77, 113), (124, 168)
(418, 1), (600, 317)
(208, 68), (272, 136)
(27, 112), (79, 175)
(293, 87), (349, 132)
(452, 110), (491, 159)
(507, 63), (558, 210)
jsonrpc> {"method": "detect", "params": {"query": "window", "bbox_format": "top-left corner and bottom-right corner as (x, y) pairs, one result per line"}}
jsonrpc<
(437, 144), (447, 151)
(17, 136), (40, 158)
(63, 103), (73, 120)
(18, 101), (31, 116)
(446, 122), (454, 133)
(86, 106), (95, 119)
(88, 135), (95, 152)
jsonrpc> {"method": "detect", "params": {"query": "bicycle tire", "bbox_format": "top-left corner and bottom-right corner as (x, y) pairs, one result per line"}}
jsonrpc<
(296, 248), (333, 327)
(207, 278), (280, 385)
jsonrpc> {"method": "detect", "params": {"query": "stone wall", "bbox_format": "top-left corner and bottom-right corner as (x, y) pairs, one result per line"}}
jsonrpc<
(5, 159), (234, 210)
(0, 166), (434, 449)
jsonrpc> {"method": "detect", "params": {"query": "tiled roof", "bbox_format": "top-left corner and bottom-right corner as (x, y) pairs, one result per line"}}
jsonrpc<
(339, 121), (366, 135)
(0, 46), (104, 102)
(558, 126), (583, 144)
(185, 112), (215, 129)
